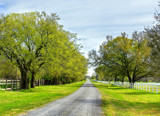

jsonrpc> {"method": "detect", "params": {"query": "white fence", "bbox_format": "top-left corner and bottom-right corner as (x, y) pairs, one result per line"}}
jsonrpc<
(97, 81), (160, 94)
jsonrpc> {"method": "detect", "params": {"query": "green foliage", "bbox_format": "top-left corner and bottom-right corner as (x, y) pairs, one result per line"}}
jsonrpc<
(89, 32), (152, 83)
(91, 74), (96, 80)
(95, 65), (111, 81)
(0, 12), (87, 88)
(146, 4), (160, 77)
(0, 55), (20, 79)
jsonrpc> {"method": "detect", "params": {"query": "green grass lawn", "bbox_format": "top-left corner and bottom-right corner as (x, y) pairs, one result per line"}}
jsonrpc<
(0, 81), (85, 116)
(92, 81), (160, 116)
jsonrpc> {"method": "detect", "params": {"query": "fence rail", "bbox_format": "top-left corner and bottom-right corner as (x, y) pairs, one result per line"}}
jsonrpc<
(0, 79), (45, 91)
(97, 81), (160, 94)
(0, 79), (20, 91)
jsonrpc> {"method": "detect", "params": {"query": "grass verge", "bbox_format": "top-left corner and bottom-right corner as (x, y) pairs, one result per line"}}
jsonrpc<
(92, 81), (160, 116)
(0, 81), (85, 116)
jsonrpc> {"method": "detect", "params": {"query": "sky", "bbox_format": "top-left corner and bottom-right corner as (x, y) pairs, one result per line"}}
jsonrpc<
(0, 0), (158, 76)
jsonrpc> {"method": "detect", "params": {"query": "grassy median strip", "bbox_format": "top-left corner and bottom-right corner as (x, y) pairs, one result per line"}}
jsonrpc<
(0, 81), (85, 116)
(92, 81), (160, 116)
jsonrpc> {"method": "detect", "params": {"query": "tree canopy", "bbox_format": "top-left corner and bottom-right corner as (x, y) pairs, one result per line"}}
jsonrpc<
(0, 12), (87, 89)
(89, 32), (152, 83)
(146, 4), (160, 76)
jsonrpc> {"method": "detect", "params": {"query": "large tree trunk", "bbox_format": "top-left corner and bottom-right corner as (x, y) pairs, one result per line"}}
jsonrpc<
(122, 76), (124, 84)
(127, 75), (132, 88)
(20, 69), (29, 89)
(66, 77), (68, 84)
(114, 76), (117, 82)
(128, 76), (132, 83)
(53, 78), (56, 85)
(132, 76), (135, 84)
(57, 77), (59, 85)
(31, 71), (35, 88)
(37, 79), (40, 86)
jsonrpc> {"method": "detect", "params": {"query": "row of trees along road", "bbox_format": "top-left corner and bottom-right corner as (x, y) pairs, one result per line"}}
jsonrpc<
(89, 32), (153, 84)
(89, 3), (160, 84)
(0, 12), (88, 89)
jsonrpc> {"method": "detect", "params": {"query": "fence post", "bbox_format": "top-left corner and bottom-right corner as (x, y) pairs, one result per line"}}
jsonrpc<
(11, 79), (13, 91)
(35, 80), (36, 86)
(132, 83), (134, 89)
(136, 83), (138, 90)
(129, 83), (131, 88)
(5, 79), (7, 90)
(156, 85), (158, 94)
(149, 85), (150, 92)
(140, 84), (141, 90)
(146, 84), (147, 92)
(136, 83), (137, 90)
(16, 79), (18, 90)
(152, 85), (154, 93)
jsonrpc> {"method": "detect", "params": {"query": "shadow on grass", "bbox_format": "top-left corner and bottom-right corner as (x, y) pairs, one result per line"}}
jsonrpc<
(57, 81), (97, 88)
(94, 83), (156, 95)
(93, 82), (160, 115)
(122, 91), (155, 95)
(107, 87), (127, 90)
(55, 84), (85, 88)
(20, 82), (86, 93)
(107, 87), (155, 95)
(94, 83), (127, 90)
(106, 87), (155, 95)
(101, 98), (160, 115)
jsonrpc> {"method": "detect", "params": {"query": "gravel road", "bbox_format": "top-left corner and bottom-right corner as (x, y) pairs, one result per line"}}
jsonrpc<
(23, 79), (102, 116)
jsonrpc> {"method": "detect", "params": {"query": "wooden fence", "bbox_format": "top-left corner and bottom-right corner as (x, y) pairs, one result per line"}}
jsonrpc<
(0, 79), (45, 91)
(0, 79), (20, 91)
(97, 81), (160, 94)
(35, 79), (45, 86)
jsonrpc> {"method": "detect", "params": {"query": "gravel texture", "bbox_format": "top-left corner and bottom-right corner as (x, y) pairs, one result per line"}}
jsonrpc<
(24, 79), (102, 116)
